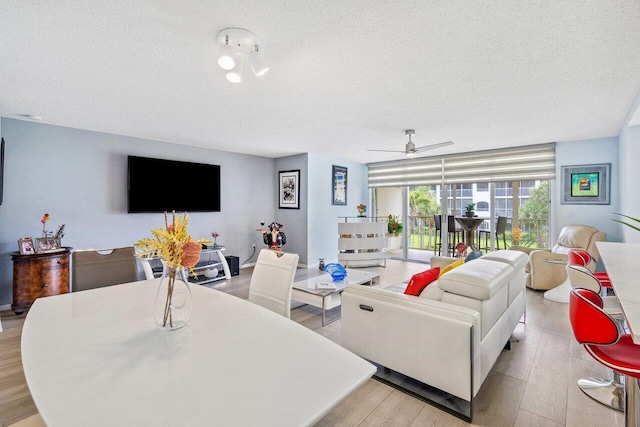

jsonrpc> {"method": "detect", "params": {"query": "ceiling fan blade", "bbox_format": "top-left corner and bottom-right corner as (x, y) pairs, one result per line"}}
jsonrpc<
(415, 141), (454, 152)
(367, 149), (406, 153)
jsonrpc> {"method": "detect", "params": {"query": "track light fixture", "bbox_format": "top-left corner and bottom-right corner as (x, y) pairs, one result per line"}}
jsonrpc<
(216, 28), (268, 83)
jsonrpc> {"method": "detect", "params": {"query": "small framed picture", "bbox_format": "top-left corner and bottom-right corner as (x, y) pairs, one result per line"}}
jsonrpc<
(35, 237), (61, 253)
(332, 165), (347, 205)
(18, 237), (35, 255)
(279, 170), (300, 209)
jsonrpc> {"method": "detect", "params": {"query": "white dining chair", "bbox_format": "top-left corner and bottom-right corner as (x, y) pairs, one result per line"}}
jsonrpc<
(137, 256), (156, 280)
(248, 249), (299, 319)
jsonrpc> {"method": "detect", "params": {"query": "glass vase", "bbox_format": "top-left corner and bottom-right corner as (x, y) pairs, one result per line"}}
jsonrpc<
(154, 265), (192, 331)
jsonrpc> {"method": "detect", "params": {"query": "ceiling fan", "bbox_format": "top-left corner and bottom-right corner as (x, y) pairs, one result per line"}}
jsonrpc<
(368, 130), (454, 156)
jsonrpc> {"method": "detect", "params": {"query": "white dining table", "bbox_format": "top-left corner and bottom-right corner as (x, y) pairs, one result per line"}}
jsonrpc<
(597, 242), (640, 344)
(597, 242), (640, 426)
(21, 279), (375, 426)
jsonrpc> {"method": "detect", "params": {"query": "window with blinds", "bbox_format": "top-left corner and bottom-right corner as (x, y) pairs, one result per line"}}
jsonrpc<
(367, 143), (555, 188)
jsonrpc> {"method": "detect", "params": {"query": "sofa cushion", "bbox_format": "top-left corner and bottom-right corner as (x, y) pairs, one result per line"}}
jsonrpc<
(481, 250), (527, 271)
(439, 259), (465, 277)
(438, 259), (513, 301)
(404, 267), (440, 296)
(481, 250), (527, 305)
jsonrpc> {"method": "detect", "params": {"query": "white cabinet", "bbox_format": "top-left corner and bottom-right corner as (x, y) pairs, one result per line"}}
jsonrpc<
(338, 221), (389, 267)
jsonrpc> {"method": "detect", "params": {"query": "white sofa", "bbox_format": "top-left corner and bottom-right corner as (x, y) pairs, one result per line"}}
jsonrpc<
(341, 250), (527, 418)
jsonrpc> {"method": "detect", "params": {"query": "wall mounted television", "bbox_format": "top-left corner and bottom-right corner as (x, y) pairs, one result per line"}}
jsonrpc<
(128, 155), (221, 213)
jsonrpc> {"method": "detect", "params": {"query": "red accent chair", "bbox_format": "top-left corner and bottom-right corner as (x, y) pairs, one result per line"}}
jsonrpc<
(570, 288), (640, 424)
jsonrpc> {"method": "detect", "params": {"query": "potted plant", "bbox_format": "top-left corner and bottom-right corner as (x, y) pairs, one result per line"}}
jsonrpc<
(465, 203), (476, 218)
(613, 213), (640, 231)
(387, 214), (403, 235)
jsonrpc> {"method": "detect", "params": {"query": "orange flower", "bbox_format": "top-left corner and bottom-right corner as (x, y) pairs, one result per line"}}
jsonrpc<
(181, 241), (202, 268)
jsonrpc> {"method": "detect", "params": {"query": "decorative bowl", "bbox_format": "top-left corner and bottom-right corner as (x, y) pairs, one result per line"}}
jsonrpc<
(204, 268), (219, 278)
(324, 263), (347, 281)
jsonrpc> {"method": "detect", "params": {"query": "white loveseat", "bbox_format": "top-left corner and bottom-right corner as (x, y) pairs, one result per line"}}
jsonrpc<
(341, 250), (527, 419)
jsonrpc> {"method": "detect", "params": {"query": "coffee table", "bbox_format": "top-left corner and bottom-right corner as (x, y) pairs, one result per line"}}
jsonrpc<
(292, 269), (379, 326)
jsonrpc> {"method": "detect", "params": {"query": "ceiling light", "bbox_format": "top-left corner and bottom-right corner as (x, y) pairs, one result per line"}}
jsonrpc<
(216, 28), (268, 82)
(217, 35), (235, 70)
(248, 45), (269, 77)
(226, 60), (243, 83)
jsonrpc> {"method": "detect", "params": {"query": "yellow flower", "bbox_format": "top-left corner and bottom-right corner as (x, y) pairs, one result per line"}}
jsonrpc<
(512, 227), (522, 244)
(135, 212), (211, 271)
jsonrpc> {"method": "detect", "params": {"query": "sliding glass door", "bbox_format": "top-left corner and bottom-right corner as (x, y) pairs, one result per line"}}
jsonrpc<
(367, 143), (555, 262)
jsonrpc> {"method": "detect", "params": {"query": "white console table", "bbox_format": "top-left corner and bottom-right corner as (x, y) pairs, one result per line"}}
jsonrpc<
(140, 246), (231, 285)
(188, 246), (231, 285)
(338, 219), (389, 267)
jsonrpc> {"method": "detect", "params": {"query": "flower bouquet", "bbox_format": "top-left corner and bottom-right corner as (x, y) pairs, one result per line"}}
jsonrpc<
(136, 212), (210, 330)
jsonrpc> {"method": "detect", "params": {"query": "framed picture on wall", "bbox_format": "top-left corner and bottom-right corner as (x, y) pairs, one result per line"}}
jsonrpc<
(332, 165), (347, 205)
(279, 170), (300, 209)
(561, 163), (611, 204)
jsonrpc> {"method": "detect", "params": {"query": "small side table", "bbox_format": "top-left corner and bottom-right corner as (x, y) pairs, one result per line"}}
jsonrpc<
(11, 248), (72, 314)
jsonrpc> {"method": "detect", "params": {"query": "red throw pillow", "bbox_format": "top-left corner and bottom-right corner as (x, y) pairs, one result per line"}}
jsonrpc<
(404, 267), (440, 296)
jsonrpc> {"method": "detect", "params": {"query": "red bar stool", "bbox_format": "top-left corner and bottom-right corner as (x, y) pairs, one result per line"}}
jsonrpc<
(567, 265), (624, 411)
(568, 249), (613, 292)
(570, 288), (640, 425)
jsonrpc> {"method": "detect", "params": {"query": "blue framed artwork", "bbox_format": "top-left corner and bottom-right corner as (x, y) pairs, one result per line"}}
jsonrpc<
(561, 163), (610, 205)
(332, 165), (347, 205)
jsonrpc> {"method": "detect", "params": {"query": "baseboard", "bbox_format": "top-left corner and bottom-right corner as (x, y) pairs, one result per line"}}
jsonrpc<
(0, 304), (11, 312)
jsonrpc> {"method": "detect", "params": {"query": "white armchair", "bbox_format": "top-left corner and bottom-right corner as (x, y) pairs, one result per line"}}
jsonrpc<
(511, 224), (606, 290)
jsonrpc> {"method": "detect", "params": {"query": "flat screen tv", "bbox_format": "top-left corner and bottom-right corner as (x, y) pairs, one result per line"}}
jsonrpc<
(128, 155), (221, 213)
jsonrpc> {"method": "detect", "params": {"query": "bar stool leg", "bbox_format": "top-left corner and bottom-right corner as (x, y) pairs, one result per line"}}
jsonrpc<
(624, 376), (637, 427)
(578, 314), (626, 412)
(578, 371), (624, 412)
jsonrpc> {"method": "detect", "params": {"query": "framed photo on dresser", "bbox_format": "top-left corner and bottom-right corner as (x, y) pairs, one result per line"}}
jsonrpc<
(18, 237), (35, 255)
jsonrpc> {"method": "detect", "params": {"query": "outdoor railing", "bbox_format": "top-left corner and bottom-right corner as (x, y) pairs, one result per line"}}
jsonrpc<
(406, 216), (549, 251)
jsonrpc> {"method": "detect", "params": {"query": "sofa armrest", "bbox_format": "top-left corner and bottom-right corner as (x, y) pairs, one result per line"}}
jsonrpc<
(341, 285), (481, 401)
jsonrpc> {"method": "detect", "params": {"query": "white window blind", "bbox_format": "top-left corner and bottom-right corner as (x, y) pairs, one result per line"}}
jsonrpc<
(367, 143), (555, 188)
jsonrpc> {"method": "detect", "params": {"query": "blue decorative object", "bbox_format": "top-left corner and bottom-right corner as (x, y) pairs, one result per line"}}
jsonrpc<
(465, 250), (483, 262)
(324, 263), (347, 281)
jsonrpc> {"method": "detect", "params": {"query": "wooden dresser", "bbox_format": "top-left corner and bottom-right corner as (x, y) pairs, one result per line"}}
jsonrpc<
(11, 248), (72, 314)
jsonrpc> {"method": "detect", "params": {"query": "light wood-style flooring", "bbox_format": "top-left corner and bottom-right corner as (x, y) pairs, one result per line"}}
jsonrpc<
(0, 259), (625, 426)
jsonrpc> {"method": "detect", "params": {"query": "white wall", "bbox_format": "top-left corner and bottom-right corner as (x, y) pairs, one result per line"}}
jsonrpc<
(274, 154), (308, 263)
(0, 118), (276, 305)
(307, 153), (368, 267)
(618, 124), (640, 243)
(554, 137), (621, 243)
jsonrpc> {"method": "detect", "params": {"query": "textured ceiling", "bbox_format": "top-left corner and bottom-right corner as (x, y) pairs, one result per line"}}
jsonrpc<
(1, 1), (639, 163)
